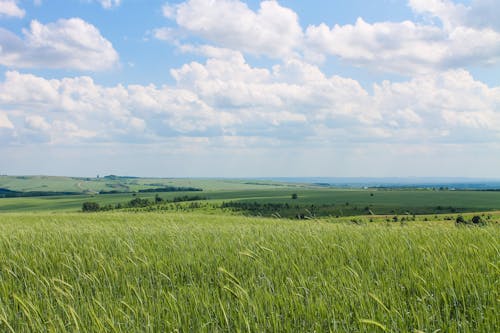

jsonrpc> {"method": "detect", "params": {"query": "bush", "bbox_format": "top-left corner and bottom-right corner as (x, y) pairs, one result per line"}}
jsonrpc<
(456, 215), (487, 227)
(82, 202), (100, 212)
(471, 215), (485, 225)
(291, 193), (298, 200)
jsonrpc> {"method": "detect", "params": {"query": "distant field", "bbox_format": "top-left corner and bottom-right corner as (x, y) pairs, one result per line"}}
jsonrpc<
(0, 212), (497, 332)
(2, 186), (500, 216)
(0, 175), (300, 194)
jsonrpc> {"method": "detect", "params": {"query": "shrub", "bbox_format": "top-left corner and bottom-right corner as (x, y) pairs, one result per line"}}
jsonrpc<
(471, 215), (485, 225)
(455, 215), (487, 227)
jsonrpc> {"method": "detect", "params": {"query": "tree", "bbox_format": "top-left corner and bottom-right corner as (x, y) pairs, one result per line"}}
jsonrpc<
(155, 194), (163, 204)
(82, 202), (100, 212)
(291, 193), (298, 200)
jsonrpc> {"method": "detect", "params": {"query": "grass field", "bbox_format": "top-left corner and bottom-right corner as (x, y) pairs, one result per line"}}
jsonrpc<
(2, 186), (500, 217)
(0, 212), (498, 332)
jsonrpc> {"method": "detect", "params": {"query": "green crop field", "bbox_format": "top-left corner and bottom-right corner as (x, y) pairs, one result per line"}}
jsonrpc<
(2, 186), (500, 217)
(0, 212), (498, 332)
(0, 176), (499, 332)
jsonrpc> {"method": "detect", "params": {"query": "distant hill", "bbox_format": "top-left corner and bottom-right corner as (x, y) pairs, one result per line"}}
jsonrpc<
(263, 177), (500, 190)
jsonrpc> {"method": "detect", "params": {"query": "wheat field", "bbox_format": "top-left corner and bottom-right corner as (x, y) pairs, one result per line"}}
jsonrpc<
(0, 212), (498, 332)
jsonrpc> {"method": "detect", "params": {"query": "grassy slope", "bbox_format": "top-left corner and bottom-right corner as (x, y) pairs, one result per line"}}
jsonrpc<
(0, 175), (298, 193)
(0, 212), (497, 332)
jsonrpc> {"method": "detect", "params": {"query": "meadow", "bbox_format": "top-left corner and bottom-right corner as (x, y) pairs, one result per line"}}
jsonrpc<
(0, 212), (498, 332)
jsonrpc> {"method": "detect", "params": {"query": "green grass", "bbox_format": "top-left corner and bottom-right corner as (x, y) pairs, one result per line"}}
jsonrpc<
(0, 212), (498, 332)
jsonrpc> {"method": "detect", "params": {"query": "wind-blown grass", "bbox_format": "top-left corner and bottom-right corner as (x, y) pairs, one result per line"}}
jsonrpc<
(0, 212), (498, 332)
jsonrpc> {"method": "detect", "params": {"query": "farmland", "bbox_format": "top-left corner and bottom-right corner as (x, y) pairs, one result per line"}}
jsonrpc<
(0, 176), (499, 332)
(2, 176), (500, 216)
(0, 212), (498, 332)
(2, 184), (500, 217)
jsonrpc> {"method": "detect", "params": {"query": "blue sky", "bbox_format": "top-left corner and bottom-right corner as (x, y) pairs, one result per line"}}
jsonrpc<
(0, 0), (499, 177)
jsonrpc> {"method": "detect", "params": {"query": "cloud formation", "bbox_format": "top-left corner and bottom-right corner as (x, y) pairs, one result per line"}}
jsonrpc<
(1, 0), (499, 178)
(162, 0), (303, 58)
(1, 54), (498, 146)
(305, 0), (500, 74)
(306, 18), (500, 74)
(0, 18), (119, 70)
(158, 0), (500, 75)
(0, 0), (24, 18)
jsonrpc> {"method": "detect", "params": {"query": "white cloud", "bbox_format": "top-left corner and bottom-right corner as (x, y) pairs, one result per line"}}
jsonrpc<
(1, 53), (498, 147)
(410, 0), (500, 31)
(97, 0), (121, 9)
(373, 69), (500, 143)
(0, 18), (119, 71)
(158, 0), (500, 75)
(25, 115), (50, 131)
(161, 0), (303, 58)
(153, 27), (178, 43)
(0, 111), (14, 128)
(85, 0), (121, 9)
(409, 0), (467, 30)
(0, 0), (25, 18)
(305, 16), (500, 74)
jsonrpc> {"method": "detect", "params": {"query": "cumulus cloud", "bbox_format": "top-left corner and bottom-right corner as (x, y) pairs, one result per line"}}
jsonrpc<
(0, 18), (119, 71)
(157, 0), (500, 75)
(161, 0), (303, 58)
(0, 0), (25, 18)
(1, 54), (498, 146)
(408, 0), (467, 30)
(305, 14), (500, 74)
(373, 69), (500, 142)
(410, 0), (500, 31)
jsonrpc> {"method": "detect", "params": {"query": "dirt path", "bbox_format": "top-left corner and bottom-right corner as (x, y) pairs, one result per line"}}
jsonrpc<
(77, 182), (99, 195)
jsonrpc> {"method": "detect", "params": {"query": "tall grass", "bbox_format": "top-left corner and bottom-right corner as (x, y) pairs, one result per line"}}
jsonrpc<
(0, 212), (498, 332)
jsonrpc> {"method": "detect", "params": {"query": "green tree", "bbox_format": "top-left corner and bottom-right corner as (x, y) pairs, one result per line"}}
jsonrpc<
(82, 202), (100, 212)
(155, 194), (163, 204)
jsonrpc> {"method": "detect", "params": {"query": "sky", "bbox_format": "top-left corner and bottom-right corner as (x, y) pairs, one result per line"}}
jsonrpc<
(0, 0), (499, 178)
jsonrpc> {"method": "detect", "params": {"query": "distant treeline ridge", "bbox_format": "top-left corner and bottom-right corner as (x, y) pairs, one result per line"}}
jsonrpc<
(0, 188), (80, 198)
